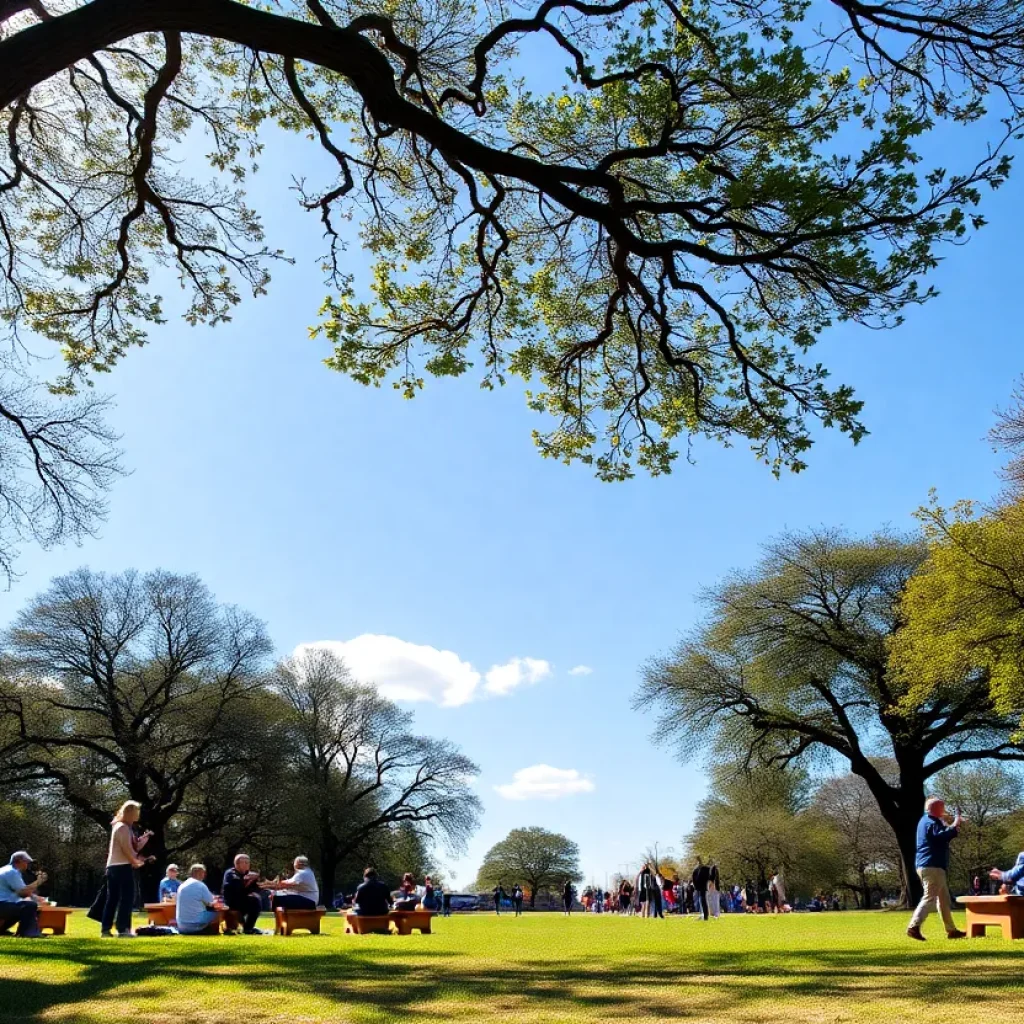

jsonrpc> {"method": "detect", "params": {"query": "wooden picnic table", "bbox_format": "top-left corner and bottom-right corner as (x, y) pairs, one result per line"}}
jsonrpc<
(956, 895), (1024, 939)
(144, 903), (176, 927)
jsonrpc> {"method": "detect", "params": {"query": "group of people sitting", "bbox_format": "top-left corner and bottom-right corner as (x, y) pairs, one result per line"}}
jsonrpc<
(156, 853), (321, 935)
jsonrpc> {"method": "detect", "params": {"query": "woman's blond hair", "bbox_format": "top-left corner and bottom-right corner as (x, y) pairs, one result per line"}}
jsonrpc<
(112, 800), (142, 824)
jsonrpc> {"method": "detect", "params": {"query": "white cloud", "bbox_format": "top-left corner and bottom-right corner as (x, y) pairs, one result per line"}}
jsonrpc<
(494, 764), (596, 801)
(295, 639), (554, 707)
(568, 665), (593, 676)
(296, 636), (480, 707)
(484, 656), (552, 695)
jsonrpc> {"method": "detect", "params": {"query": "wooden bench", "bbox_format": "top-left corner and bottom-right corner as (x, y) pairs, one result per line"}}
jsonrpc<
(345, 913), (393, 935)
(274, 907), (326, 936)
(956, 895), (1024, 939)
(145, 903), (176, 927)
(37, 906), (74, 935)
(389, 909), (434, 935)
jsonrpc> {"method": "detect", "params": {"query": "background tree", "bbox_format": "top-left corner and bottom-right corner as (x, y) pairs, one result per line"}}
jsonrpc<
(686, 766), (841, 899)
(0, 567), (273, 898)
(474, 827), (582, 908)
(638, 530), (1024, 904)
(0, 0), (1022, 480)
(812, 770), (902, 908)
(935, 763), (1022, 892)
(0, 363), (121, 584)
(892, 495), (1024, 717)
(273, 647), (481, 901)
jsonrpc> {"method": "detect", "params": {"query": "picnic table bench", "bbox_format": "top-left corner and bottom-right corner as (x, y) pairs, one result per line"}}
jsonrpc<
(37, 906), (74, 935)
(390, 909), (434, 935)
(343, 909), (436, 935)
(274, 907), (326, 935)
(956, 895), (1024, 939)
(345, 913), (392, 935)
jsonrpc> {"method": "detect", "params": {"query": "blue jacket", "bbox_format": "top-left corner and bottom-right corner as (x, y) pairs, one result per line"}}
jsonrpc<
(915, 814), (958, 871)
(999, 852), (1024, 896)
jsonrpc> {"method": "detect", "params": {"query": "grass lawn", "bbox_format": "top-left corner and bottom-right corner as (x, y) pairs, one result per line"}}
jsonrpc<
(1, 910), (1023, 1023)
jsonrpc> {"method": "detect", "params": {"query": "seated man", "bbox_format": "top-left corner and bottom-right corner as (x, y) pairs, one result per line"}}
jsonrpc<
(222, 853), (265, 935)
(0, 852), (46, 938)
(990, 853), (1024, 895)
(158, 864), (181, 902)
(271, 856), (319, 910)
(352, 867), (393, 916)
(176, 864), (224, 935)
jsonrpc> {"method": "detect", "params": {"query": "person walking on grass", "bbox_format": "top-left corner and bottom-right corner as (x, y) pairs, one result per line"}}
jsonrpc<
(562, 880), (574, 915)
(907, 797), (967, 942)
(708, 861), (721, 919)
(692, 857), (710, 921)
(493, 883), (506, 915)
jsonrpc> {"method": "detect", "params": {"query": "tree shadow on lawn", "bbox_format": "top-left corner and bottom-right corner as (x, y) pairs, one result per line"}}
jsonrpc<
(2, 939), (1023, 1022)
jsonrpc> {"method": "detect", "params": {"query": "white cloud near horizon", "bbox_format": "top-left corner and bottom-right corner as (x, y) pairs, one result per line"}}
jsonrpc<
(484, 657), (552, 695)
(494, 764), (596, 801)
(568, 665), (593, 676)
(295, 639), (553, 707)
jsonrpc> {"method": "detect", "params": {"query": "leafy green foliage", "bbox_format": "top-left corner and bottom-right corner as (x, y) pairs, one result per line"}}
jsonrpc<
(0, 0), (1021, 477)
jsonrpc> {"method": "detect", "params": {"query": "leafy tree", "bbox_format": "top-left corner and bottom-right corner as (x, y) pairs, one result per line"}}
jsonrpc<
(474, 826), (582, 907)
(272, 647), (481, 901)
(638, 530), (1024, 904)
(686, 766), (841, 897)
(892, 496), (1024, 715)
(0, 0), (1022, 480)
(812, 769), (902, 907)
(0, 567), (273, 898)
(935, 763), (1022, 892)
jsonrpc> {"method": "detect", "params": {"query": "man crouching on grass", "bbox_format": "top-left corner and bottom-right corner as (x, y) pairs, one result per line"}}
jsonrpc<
(907, 797), (966, 941)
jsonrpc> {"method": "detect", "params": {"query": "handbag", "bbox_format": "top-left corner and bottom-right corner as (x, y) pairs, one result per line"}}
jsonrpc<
(87, 880), (108, 922)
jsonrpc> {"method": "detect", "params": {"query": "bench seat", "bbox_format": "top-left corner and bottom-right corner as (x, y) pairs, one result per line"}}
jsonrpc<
(274, 907), (326, 935)
(37, 907), (74, 935)
(390, 909), (434, 935)
(345, 913), (392, 935)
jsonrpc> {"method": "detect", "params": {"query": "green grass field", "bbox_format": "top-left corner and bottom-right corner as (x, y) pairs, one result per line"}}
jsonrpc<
(1, 910), (1023, 1023)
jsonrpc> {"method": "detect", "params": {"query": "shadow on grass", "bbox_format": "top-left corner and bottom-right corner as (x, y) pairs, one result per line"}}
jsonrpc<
(2, 935), (1024, 1022)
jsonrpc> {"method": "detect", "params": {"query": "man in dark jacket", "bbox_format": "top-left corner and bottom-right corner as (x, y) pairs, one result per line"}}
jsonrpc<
(907, 798), (966, 941)
(221, 853), (265, 934)
(353, 867), (392, 916)
(692, 857), (711, 921)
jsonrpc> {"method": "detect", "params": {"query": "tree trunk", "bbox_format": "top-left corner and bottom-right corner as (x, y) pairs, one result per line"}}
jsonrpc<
(888, 813), (922, 908)
(321, 850), (338, 906)
(528, 883), (537, 908)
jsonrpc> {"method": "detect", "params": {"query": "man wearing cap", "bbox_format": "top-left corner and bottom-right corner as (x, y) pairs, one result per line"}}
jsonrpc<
(0, 852), (47, 938)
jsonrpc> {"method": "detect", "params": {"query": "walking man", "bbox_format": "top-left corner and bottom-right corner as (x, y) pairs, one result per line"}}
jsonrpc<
(907, 797), (966, 941)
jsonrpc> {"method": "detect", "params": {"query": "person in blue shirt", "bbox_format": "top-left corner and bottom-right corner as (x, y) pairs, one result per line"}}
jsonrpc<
(907, 797), (966, 941)
(158, 864), (180, 902)
(0, 852), (46, 938)
(989, 852), (1024, 896)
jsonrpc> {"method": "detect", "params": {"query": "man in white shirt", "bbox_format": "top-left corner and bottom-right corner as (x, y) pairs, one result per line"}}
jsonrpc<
(176, 864), (224, 935)
(271, 856), (319, 910)
(0, 852), (46, 938)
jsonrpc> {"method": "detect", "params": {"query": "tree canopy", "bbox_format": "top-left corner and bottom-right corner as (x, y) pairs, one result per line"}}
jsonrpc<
(637, 528), (1024, 903)
(892, 496), (1024, 716)
(1, 0), (1022, 483)
(474, 825), (581, 906)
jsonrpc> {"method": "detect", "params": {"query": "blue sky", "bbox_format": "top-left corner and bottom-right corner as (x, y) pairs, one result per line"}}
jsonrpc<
(3, 108), (1022, 890)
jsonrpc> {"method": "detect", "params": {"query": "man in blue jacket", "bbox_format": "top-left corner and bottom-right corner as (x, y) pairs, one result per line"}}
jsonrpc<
(907, 797), (966, 941)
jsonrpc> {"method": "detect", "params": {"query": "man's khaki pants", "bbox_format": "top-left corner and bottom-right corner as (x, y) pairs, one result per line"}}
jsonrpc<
(910, 867), (955, 931)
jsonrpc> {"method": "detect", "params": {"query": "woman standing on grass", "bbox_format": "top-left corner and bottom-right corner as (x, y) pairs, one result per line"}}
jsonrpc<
(101, 801), (153, 938)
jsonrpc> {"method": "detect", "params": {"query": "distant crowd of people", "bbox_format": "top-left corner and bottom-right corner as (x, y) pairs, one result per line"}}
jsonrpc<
(572, 860), (795, 918)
